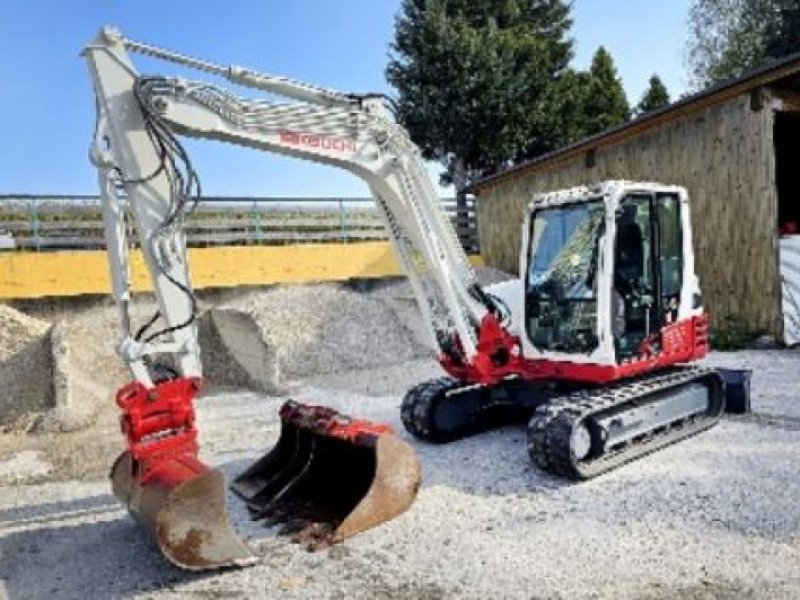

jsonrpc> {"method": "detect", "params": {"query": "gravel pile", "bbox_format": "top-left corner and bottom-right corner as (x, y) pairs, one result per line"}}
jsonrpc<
(201, 268), (517, 391)
(0, 304), (51, 361)
(199, 267), (512, 393)
(473, 265), (517, 286)
(0, 303), (113, 433)
(1, 269), (519, 425)
(211, 283), (429, 387)
(0, 304), (54, 428)
(198, 307), (283, 393)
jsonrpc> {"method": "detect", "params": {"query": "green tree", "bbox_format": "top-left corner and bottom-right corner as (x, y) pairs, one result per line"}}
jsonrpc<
(386, 0), (574, 199)
(688, 0), (800, 88)
(761, 2), (800, 59)
(538, 68), (593, 148)
(582, 46), (630, 134)
(635, 74), (670, 116)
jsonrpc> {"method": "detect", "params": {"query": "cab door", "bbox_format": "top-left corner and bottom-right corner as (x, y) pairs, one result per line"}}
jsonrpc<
(614, 192), (685, 359)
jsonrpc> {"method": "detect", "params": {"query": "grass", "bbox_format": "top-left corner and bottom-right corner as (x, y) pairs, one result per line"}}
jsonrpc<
(709, 314), (766, 351)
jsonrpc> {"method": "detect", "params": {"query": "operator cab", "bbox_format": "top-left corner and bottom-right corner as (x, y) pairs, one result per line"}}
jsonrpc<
(524, 183), (689, 363)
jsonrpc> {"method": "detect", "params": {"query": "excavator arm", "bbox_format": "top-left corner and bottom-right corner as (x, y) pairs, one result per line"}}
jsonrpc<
(84, 26), (507, 391)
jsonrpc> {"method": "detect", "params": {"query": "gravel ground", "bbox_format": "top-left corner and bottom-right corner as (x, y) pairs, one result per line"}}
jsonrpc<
(1, 350), (799, 599)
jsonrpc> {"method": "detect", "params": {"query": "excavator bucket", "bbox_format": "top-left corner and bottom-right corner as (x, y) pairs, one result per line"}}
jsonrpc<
(231, 401), (422, 548)
(111, 451), (257, 570)
(110, 378), (258, 571)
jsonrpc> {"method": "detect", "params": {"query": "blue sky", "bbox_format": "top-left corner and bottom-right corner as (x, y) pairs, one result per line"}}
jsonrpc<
(0, 0), (692, 197)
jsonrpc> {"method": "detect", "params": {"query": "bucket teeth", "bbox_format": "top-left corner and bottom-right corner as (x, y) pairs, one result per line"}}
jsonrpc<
(231, 401), (422, 549)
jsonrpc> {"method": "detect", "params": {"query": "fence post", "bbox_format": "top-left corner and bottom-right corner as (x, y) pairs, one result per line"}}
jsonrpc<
(339, 199), (347, 243)
(28, 199), (41, 251)
(251, 199), (262, 244)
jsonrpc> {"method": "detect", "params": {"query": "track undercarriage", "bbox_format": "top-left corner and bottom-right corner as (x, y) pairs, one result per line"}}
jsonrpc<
(402, 367), (727, 479)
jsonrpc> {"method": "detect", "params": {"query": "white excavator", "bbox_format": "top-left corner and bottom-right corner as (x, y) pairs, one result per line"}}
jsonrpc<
(84, 27), (736, 571)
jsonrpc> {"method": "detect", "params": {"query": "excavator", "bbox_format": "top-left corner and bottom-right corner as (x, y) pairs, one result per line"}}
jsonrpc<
(84, 27), (737, 571)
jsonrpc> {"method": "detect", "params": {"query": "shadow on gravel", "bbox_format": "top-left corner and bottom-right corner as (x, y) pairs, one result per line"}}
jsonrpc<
(0, 495), (217, 600)
(0, 494), (119, 526)
(404, 423), (573, 495)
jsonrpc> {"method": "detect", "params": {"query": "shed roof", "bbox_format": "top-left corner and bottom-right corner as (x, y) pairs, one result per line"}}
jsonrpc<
(469, 50), (800, 194)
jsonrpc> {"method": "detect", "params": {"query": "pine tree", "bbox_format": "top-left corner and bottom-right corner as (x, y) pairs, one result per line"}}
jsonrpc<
(386, 0), (574, 196)
(538, 68), (593, 148)
(635, 75), (670, 116)
(582, 46), (630, 134)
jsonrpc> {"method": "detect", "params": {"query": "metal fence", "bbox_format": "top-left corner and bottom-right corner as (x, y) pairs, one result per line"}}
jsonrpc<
(0, 194), (479, 253)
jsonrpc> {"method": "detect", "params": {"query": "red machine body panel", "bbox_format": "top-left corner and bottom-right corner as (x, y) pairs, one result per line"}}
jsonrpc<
(440, 313), (710, 386)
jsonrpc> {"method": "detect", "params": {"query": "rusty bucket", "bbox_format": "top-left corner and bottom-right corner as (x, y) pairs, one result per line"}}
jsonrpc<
(231, 401), (422, 548)
(111, 451), (257, 570)
(111, 378), (257, 571)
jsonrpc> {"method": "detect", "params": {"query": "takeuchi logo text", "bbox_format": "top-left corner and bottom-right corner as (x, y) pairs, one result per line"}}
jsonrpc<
(279, 131), (356, 152)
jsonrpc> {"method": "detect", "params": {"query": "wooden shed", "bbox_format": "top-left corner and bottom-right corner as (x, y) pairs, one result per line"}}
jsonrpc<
(469, 53), (800, 344)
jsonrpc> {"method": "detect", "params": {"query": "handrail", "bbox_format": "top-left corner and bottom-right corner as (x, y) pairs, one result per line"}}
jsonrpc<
(0, 195), (479, 252)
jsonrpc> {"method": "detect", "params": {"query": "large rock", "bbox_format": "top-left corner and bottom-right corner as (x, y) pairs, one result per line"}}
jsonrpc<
(198, 308), (283, 394)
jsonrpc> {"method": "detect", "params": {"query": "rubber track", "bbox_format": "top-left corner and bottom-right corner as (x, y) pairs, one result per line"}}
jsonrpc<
(401, 377), (462, 443)
(527, 366), (725, 479)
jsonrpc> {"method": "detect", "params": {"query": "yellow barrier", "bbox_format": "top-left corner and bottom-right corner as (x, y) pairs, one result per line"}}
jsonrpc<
(0, 242), (484, 299)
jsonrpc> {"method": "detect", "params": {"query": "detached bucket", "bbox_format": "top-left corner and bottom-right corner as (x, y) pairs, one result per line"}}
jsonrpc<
(111, 378), (257, 571)
(112, 452), (257, 570)
(231, 401), (421, 548)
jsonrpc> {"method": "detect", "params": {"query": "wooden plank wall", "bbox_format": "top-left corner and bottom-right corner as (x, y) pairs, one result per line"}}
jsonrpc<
(476, 91), (782, 337)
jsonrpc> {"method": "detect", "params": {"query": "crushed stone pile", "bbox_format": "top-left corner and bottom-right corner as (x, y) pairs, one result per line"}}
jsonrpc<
(0, 268), (519, 424)
(198, 307), (281, 393)
(0, 304), (103, 433)
(201, 282), (431, 391)
(0, 305), (54, 428)
(246, 284), (430, 376)
(200, 267), (517, 392)
(473, 265), (516, 286)
(0, 304), (51, 361)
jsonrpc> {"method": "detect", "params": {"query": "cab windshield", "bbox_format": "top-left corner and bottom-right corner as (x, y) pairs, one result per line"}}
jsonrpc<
(526, 200), (604, 353)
